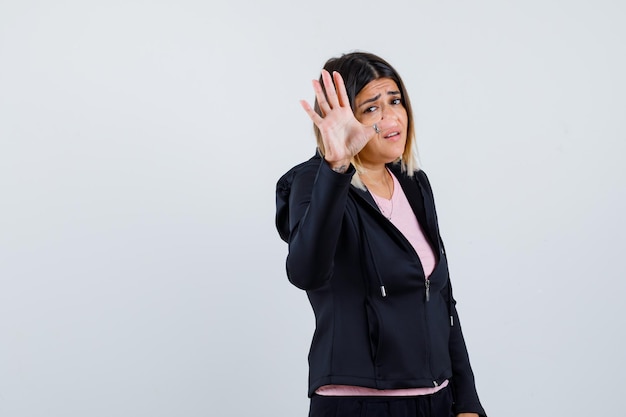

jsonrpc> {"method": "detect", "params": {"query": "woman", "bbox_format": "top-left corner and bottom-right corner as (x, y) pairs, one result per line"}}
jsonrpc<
(275, 52), (487, 417)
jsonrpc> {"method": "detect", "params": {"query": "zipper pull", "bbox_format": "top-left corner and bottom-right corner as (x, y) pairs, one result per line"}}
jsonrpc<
(425, 279), (430, 302)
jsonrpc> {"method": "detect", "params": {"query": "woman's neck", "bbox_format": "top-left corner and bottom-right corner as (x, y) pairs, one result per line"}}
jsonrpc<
(360, 164), (393, 199)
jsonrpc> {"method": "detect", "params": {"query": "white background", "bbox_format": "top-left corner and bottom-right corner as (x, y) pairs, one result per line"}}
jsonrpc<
(1, 1), (625, 416)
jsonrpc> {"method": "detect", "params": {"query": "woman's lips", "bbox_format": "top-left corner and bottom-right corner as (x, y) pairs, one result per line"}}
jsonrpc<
(382, 131), (401, 141)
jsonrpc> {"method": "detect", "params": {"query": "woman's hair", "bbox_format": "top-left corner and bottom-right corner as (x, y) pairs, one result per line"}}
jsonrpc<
(313, 51), (419, 177)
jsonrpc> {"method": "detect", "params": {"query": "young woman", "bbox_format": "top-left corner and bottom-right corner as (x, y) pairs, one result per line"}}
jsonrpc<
(275, 52), (487, 417)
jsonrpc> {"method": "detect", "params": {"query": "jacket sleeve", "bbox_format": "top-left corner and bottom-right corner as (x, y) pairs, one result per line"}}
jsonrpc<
(417, 170), (487, 417)
(448, 287), (487, 417)
(284, 159), (355, 290)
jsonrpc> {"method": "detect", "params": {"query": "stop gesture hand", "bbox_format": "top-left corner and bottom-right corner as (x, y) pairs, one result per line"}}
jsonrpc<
(300, 70), (376, 172)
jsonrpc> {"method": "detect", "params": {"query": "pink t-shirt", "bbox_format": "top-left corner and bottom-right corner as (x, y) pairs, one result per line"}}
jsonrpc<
(381, 171), (436, 277)
(315, 171), (446, 397)
(316, 379), (448, 397)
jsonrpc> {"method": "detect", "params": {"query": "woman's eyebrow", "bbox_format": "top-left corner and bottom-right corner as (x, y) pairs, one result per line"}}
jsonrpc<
(358, 94), (381, 108)
(357, 91), (401, 109)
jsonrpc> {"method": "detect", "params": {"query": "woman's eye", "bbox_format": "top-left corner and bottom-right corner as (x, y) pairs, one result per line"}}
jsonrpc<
(391, 98), (402, 105)
(365, 106), (378, 113)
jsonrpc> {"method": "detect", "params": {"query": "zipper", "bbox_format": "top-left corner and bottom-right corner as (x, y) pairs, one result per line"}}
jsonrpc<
(422, 284), (436, 386)
(425, 278), (430, 302)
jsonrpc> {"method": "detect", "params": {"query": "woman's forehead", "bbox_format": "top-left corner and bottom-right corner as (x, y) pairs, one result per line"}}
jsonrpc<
(356, 78), (400, 104)
(359, 78), (399, 95)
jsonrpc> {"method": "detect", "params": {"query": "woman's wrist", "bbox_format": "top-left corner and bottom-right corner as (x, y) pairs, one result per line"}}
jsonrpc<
(326, 158), (351, 174)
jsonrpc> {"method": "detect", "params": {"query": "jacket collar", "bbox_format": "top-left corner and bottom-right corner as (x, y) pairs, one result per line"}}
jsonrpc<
(350, 163), (441, 256)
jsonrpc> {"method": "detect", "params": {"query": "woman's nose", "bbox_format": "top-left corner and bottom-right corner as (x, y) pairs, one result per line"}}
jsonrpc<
(380, 105), (397, 122)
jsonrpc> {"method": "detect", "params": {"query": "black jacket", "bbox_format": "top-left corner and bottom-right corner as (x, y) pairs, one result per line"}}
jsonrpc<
(275, 154), (486, 417)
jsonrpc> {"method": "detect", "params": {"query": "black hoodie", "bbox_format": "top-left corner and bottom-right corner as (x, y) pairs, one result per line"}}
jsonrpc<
(275, 153), (486, 417)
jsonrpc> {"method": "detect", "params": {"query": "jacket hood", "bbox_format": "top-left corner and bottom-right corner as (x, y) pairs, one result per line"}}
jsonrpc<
(275, 154), (321, 242)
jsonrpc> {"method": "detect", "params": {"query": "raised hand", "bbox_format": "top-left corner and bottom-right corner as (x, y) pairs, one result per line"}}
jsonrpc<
(300, 70), (376, 172)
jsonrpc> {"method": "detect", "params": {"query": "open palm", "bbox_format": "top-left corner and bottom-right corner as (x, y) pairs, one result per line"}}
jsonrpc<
(300, 70), (374, 167)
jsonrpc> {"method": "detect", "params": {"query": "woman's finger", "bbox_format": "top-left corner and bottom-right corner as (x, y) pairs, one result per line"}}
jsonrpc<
(333, 71), (349, 108)
(312, 79), (329, 116)
(300, 99), (323, 126)
(321, 69), (340, 108)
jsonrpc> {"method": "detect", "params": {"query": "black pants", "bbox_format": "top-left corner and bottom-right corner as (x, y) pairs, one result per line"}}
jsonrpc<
(308, 386), (454, 417)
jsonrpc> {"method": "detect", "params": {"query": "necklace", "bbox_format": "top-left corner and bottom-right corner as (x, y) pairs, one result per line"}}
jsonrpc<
(371, 171), (394, 220)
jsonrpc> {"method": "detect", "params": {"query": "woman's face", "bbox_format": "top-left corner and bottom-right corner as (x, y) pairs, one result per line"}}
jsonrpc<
(353, 77), (408, 166)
